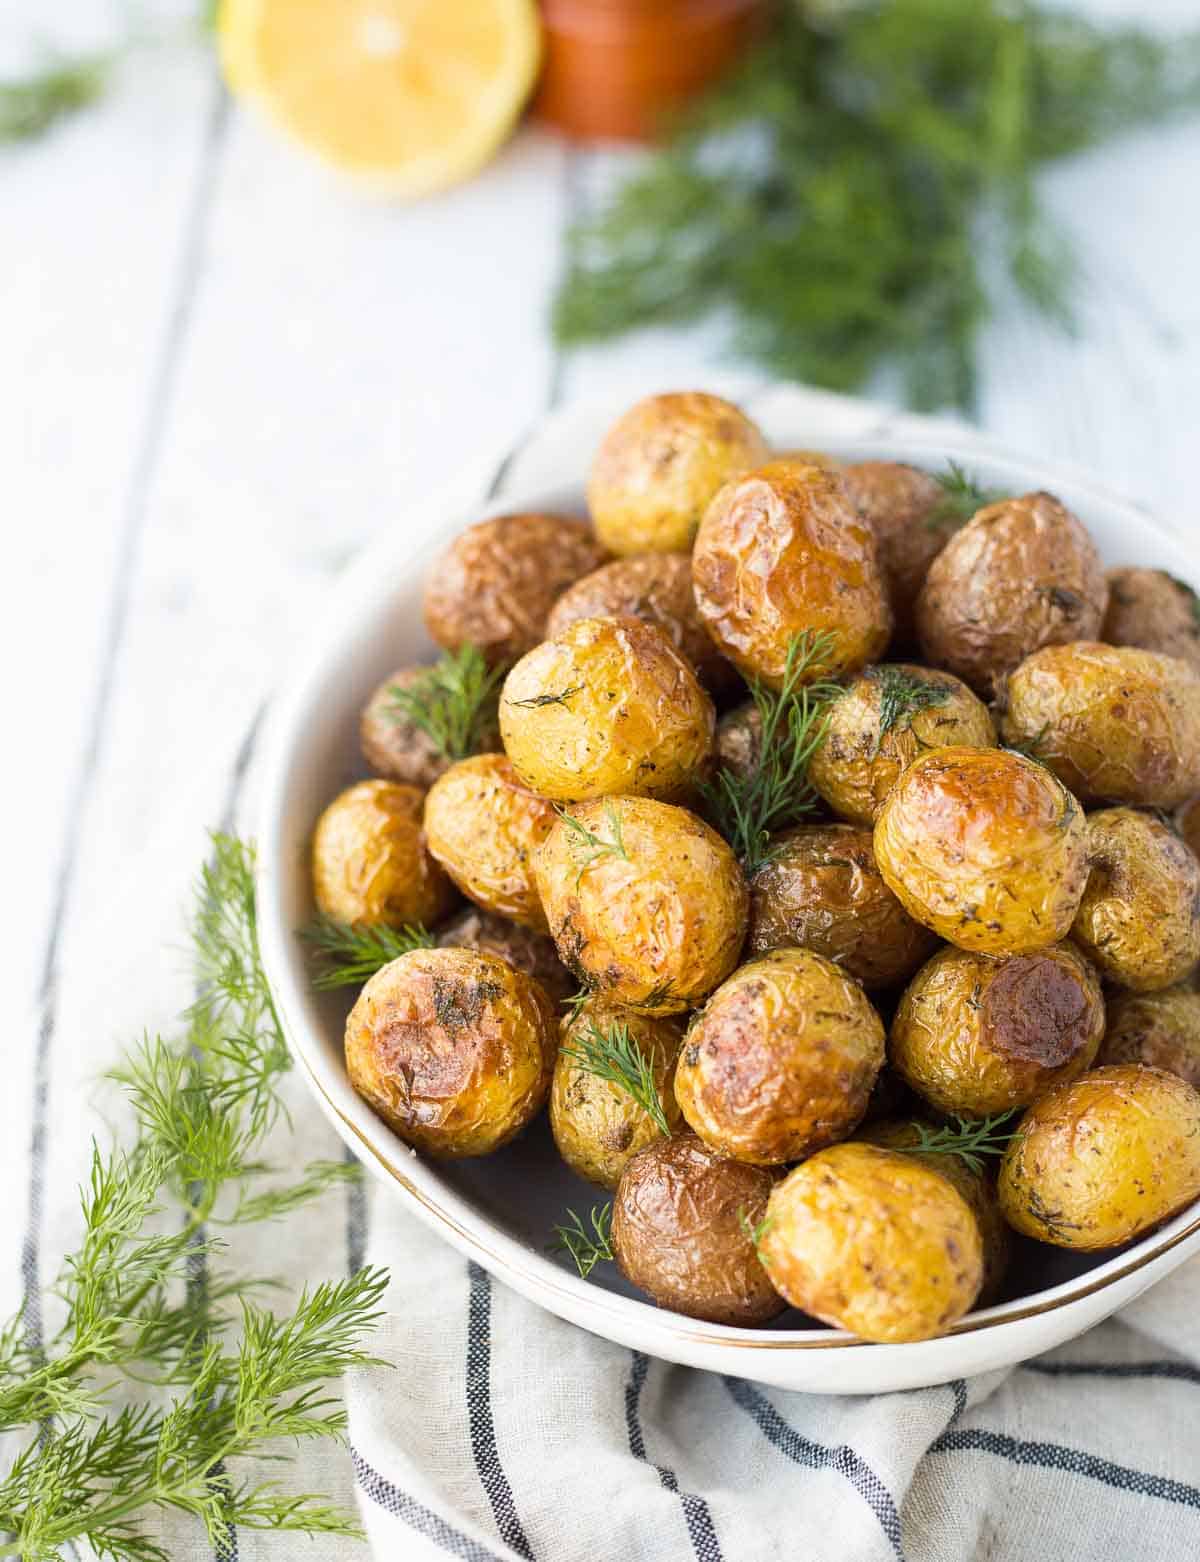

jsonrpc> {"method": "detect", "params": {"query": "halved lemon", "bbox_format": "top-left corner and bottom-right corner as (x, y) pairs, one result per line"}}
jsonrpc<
(218, 0), (543, 197)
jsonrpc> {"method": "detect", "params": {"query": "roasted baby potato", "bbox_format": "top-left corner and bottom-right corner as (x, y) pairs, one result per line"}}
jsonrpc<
(916, 492), (1107, 695)
(546, 551), (737, 697)
(674, 948), (885, 1164)
(423, 512), (606, 666)
(1102, 566), (1200, 671)
(435, 906), (575, 1005)
(692, 461), (892, 689)
(612, 1134), (785, 1325)
(747, 823), (937, 989)
(423, 754), (557, 931)
(840, 461), (964, 642)
(534, 795), (747, 1014)
(588, 392), (769, 556)
(1071, 808), (1200, 991)
(312, 779), (456, 929)
(550, 1000), (684, 1189)
(1099, 985), (1200, 1086)
(500, 616), (714, 802)
(890, 943), (1104, 1117)
(1000, 642), (1200, 808)
(360, 664), (499, 788)
(998, 1064), (1200, 1249)
(809, 664), (996, 826)
(344, 947), (557, 1157)
(757, 1143), (983, 1342)
(874, 745), (1088, 954)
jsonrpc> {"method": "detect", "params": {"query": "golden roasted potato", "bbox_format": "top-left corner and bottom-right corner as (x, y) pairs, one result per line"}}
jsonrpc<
(1071, 808), (1200, 991)
(692, 461), (892, 689)
(1100, 985), (1200, 1086)
(588, 392), (769, 556)
(344, 947), (557, 1157)
(746, 823), (937, 989)
(840, 461), (963, 642)
(435, 906), (575, 1005)
(423, 754), (557, 932)
(874, 746), (1089, 954)
(998, 1064), (1200, 1249)
(890, 943), (1104, 1117)
(423, 512), (606, 665)
(674, 948), (885, 1165)
(546, 552), (737, 697)
(534, 796), (747, 1014)
(1102, 566), (1200, 671)
(612, 1134), (785, 1325)
(1000, 642), (1200, 808)
(809, 664), (996, 826)
(500, 616), (714, 802)
(549, 1000), (684, 1189)
(758, 1144), (983, 1342)
(360, 664), (499, 788)
(916, 492), (1107, 695)
(312, 779), (456, 929)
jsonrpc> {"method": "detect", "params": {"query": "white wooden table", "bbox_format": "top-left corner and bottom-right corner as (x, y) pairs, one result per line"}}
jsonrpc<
(2, 0), (1199, 1550)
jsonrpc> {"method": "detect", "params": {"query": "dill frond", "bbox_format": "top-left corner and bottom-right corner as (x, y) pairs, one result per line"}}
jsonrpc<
(548, 1204), (614, 1279)
(869, 666), (952, 756)
(562, 1017), (670, 1135)
(898, 1111), (1022, 1176)
(386, 645), (506, 762)
(300, 912), (434, 990)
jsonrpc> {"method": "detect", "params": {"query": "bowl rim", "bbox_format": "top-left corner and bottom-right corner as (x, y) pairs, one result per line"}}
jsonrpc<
(255, 378), (1200, 1362)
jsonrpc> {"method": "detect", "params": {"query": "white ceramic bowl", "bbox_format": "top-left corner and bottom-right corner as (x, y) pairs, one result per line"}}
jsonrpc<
(256, 380), (1200, 1394)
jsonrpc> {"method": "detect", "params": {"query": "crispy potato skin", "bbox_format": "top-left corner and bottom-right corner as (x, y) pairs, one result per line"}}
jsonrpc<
(692, 461), (892, 689)
(810, 664), (996, 826)
(859, 1120), (1010, 1306)
(916, 492), (1107, 695)
(344, 948), (557, 1158)
(873, 746), (1089, 954)
(588, 393), (769, 556)
(1100, 986), (1200, 1086)
(435, 906), (574, 1004)
(423, 513), (606, 665)
(546, 552), (737, 697)
(841, 461), (959, 642)
(1102, 567), (1200, 671)
(1071, 808), (1200, 991)
(758, 1144), (983, 1343)
(550, 1001), (685, 1189)
(891, 943), (1104, 1116)
(500, 616), (714, 802)
(998, 1064), (1200, 1249)
(423, 755), (557, 932)
(534, 796), (747, 1014)
(612, 1134), (784, 1325)
(674, 948), (885, 1164)
(747, 824), (937, 989)
(1000, 642), (1200, 808)
(360, 665), (498, 788)
(312, 780), (456, 928)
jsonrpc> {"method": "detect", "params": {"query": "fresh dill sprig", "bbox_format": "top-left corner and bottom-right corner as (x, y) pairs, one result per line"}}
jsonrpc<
(562, 1018), (670, 1135)
(737, 1206), (773, 1253)
(548, 1204), (614, 1280)
(0, 55), (109, 142)
(898, 1111), (1022, 1176)
(869, 666), (952, 756)
(506, 685), (584, 710)
(557, 801), (630, 885)
(387, 645), (506, 762)
(924, 463), (1003, 531)
(697, 629), (841, 874)
(300, 911), (434, 990)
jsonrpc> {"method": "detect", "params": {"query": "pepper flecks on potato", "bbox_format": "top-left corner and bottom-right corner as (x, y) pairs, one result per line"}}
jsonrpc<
(692, 460), (892, 689)
(1099, 985), (1200, 1087)
(873, 745), (1089, 954)
(344, 947), (557, 1158)
(612, 1134), (785, 1326)
(435, 905), (575, 1004)
(1000, 641), (1200, 809)
(757, 1144), (983, 1343)
(1102, 566), (1200, 671)
(311, 779), (456, 930)
(500, 615), (714, 802)
(998, 1065), (1200, 1250)
(747, 823), (937, 989)
(890, 943), (1104, 1117)
(674, 948), (885, 1165)
(1070, 808), (1200, 992)
(534, 795), (747, 1014)
(809, 663), (996, 827)
(916, 491), (1107, 695)
(423, 512), (607, 666)
(588, 392), (769, 556)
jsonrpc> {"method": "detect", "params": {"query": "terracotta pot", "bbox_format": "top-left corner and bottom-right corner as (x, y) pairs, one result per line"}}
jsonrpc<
(534, 0), (765, 142)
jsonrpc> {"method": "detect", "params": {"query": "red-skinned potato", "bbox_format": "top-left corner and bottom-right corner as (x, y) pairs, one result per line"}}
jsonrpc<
(1102, 566), (1200, 671)
(1099, 985), (1200, 1086)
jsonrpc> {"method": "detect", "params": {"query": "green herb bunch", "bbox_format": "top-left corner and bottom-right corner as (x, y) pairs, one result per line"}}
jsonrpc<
(302, 910), (435, 989)
(899, 1110), (1023, 1175)
(561, 1015), (671, 1135)
(388, 644), (507, 763)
